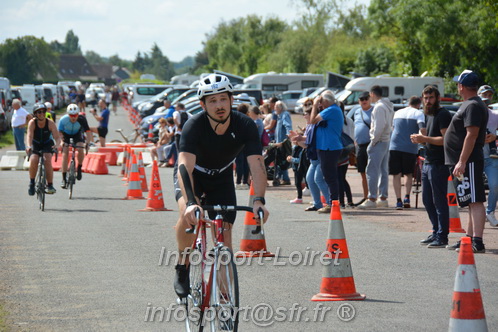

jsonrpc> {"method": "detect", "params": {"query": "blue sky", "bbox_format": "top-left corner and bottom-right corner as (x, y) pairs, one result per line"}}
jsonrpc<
(1, 0), (369, 62)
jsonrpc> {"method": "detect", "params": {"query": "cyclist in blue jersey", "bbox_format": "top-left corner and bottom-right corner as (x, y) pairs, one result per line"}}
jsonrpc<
(89, 99), (110, 147)
(26, 103), (61, 195)
(58, 104), (92, 188)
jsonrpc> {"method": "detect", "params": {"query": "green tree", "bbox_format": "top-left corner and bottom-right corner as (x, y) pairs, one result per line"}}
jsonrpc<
(0, 36), (58, 84)
(85, 50), (104, 65)
(63, 30), (81, 54)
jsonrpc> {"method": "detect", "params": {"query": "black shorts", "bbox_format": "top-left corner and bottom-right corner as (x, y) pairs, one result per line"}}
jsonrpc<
(174, 166), (237, 224)
(356, 143), (369, 173)
(451, 160), (486, 207)
(98, 127), (108, 138)
(389, 150), (417, 175)
(62, 132), (85, 144)
(32, 140), (54, 155)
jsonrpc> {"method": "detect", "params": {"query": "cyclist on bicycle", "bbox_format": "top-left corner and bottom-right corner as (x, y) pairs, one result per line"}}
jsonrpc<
(58, 104), (92, 188)
(173, 74), (269, 298)
(26, 103), (61, 195)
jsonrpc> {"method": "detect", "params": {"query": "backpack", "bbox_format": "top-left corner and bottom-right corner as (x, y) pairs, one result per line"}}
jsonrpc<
(261, 130), (270, 147)
(179, 111), (189, 130)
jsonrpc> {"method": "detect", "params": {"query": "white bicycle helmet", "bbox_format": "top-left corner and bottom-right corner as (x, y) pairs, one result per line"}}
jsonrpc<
(197, 74), (233, 99)
(44, 102), (53, 109)
(67, 103), (79, 115)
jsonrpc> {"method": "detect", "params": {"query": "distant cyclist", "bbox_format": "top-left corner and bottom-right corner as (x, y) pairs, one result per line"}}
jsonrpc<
(44, 102), (56, 122)
(58, 104), (92, 188)
(26, 103), (61, 195)
(173, 74), (269, 298)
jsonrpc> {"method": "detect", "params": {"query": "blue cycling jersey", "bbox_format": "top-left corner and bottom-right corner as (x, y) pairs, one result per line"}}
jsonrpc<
(58, 115), (90, 135)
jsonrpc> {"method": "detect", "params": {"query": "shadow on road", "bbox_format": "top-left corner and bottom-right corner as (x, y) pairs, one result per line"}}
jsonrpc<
(71, 197), (126, 201)
(45, 208), (108, 213)
(364, 298), (405, 304)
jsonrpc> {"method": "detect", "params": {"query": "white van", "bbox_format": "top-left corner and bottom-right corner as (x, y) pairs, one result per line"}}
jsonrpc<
(335, 76), (444, 109)
(42, 84), (60, 109)
(241, 72), (324, 99)
(128, 84), (172, 104)
(19, 85), (37, 111)
(0, 77), (12, 105)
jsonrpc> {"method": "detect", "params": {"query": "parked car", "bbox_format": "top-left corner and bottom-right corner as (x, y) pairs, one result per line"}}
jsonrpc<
(0, 90), (12, 132)
(138, 87), (190, 118)
(278, 90), (302, 112)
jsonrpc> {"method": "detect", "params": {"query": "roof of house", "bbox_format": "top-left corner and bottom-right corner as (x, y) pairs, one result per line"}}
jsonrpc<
(58, 55), (97, 80)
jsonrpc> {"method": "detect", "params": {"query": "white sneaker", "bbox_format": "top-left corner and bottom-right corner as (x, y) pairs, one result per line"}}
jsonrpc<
(357, 199), (377, 209)
(486, 213), (498, 227)
(377, 199), (388, 208)
(303, 188), (310, 196)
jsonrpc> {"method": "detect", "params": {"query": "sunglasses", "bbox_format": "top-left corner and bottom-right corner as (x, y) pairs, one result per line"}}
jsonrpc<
(34, 110), (45, 115)
(69, 114), (78, 118)
(304, 103), (312, 106)
(359, 97), (370, 102)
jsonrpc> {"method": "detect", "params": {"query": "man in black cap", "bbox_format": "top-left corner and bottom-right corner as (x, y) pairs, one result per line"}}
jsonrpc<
(444, 70), (489, 253)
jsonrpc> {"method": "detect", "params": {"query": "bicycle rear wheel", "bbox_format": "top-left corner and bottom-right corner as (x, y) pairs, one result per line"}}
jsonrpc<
(186, 245), (205, 332)
(210, 247), (239, 332)
(37, 163), (45, 211)
(68, 160), (75, 199)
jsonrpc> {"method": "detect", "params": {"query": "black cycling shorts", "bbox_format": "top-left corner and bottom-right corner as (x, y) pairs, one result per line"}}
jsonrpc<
(32, 140), (54, 156)
(174, 166), (237, 224)
(98, 127), (108, 138)
(62, 132), (85, 144)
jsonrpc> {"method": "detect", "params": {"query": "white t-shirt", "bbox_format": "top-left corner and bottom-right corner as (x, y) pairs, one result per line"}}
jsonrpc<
(12, 107), (30, 127)
(172, 110), (192, 135)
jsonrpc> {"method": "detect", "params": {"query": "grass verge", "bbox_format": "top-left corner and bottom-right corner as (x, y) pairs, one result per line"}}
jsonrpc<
(0, 302), (9, 332)
(0, 131), (14, 149)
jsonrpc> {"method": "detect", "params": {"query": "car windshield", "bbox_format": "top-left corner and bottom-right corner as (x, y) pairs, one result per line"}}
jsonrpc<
(306, 87), (326, 99)
(154, 87), (173, 101)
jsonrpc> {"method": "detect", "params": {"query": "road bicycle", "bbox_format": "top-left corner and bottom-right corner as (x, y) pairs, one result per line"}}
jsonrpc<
(412, 154), (425, 209)
(29, 149), (57, 211)
(111, 128), (143, 143)
(182, 205), (263, 332)
(65, 139), (81, 199)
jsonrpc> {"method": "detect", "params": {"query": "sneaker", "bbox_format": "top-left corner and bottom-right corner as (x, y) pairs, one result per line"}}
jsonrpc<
(280, 180), (291, 185)
(77, 167), (82, 181)
(240, 184), (250, 190)
(395, 202), (403, 210)
(486, 213), (498, 227)
(290, 198), (303, 204)
(420, 234), (436, 245)
(472, 241), (486, 253)
(427, 239), (448, 248)
(305, 206), (319, 211)
(317, 205), (331, 214)
(357, 199), (377, 209)
(446, 240), (461, 250)
(403, 198), (411, 208)
(174, 264), (190, 298)
(235, 184), (242, 190)
(46, 185), (56, 194)
(61, 179), (68, 189)
(302, 188), (310, 196)
(377, 199), (388, 208)
(28, 183), (35, 196)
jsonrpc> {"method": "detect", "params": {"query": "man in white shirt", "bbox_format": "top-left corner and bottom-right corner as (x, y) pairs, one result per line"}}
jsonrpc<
(11, 99), (32, 150)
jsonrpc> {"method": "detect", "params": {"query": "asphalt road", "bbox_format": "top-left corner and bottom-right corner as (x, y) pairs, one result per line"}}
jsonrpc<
(0, 106), (497, 331)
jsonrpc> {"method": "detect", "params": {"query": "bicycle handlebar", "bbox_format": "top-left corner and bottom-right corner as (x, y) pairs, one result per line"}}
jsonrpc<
(186, 206), (264, 235)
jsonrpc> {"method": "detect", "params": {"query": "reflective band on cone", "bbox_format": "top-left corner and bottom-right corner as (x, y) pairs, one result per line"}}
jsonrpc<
(312, 200), (365, 301)
(449, 237), (487, 331)
(235, 183), (274, 258)
(139, 160), (172, 211)
(123, 154), (144, 200)
(448, 175), (465, 233)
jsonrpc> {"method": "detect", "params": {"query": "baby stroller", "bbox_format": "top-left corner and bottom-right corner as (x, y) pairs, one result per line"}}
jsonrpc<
(264, 139), (292, 186)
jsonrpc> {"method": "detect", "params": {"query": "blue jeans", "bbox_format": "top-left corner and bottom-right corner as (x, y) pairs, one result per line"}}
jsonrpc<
(422, 163), (450, 241)
(13, 127), (26, 151)
(306, 159), (330, 208)
(484, 157), (498, 214)
(366, 141), (390, 199)
(318, 149), (341, 202)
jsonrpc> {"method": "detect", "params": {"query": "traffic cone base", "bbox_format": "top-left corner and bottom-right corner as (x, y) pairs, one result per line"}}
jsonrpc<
(311, 201), (365, 302)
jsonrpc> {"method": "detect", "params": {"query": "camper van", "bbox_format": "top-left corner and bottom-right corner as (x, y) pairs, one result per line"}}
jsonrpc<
(19, 85), (37, 111)
(241, 72), (324, 99)
(335, 76), (445, 109)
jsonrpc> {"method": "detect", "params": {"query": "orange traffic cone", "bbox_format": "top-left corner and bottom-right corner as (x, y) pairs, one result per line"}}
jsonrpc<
(137, 152), (148, 192)
(120, 146), (128, 177)
(312, 200), (365, 301)
(123, 154), (144, 200)
(236, 183), (274, 258)
(449, 237), (487, 331)
(447, 175), (465, 233)
(139, 160), (172, 211)
(147, 124), (154, 140)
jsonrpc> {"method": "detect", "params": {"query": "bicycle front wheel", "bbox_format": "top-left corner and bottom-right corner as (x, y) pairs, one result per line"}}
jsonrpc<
(37, 164), (45, 211)
(186, 245), (205, 332)
(68, 160), (75, 199)
(210, 247), (239, 332)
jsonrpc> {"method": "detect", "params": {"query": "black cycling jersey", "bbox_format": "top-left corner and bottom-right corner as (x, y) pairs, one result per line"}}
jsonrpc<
(180, 110), (262, 170)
